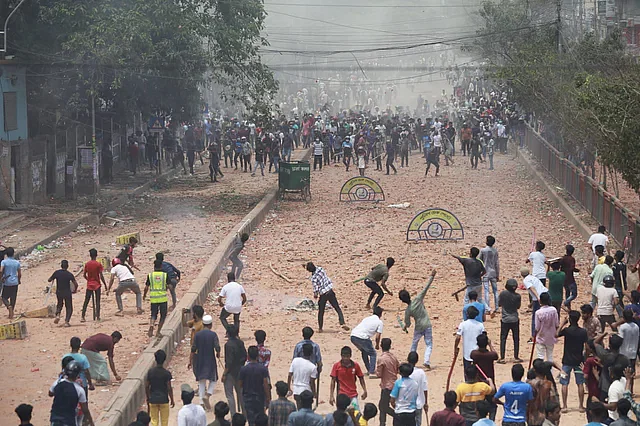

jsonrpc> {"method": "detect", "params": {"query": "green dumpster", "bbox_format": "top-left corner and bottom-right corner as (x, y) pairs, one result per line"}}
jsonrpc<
(278, 161), (311, 201)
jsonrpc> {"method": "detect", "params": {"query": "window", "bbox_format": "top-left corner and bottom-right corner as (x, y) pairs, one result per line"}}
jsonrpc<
(3, 92), (18, 132)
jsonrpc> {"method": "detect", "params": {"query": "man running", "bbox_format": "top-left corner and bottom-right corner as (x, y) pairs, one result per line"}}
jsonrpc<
(155, 252), (181, 309)
(48, 260), (78, 327)
(364, 258), (395, 310)
(400, 269), (437, 369)
(143, 260), (170, 337)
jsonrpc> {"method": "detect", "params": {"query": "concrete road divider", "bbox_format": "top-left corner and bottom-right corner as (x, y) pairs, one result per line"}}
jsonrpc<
(97, 149), (311, 426)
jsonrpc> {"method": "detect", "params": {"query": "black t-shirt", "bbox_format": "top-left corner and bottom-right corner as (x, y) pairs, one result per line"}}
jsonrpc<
(50, 380), (81, 425)
(146, 366), (172, 404)
(559, 325), (588, 366)
(51, 269), (75, 295)
(225, 338), (247, 377)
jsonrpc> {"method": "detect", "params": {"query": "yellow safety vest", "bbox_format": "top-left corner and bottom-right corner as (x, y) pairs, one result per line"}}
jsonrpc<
(148, 271), (168, 304)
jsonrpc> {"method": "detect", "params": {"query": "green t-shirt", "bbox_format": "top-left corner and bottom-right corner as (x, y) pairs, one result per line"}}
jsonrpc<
(547, 270), (565, 302)
(366, 264), (389, 283)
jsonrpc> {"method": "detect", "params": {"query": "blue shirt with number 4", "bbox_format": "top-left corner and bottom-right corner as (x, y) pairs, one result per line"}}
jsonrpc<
(495, 381), (534, 422)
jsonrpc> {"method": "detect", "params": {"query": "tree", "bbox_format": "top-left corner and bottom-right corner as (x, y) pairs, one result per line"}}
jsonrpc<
(468, 0), (640, 193)
(4, 0), (277, 131)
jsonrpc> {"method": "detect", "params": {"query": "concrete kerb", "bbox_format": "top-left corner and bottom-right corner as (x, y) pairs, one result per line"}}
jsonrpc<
(97, 149), (312, 426)
(15, 167), (182, 260)
(516, 148), (594, 241)
(16, 214), (100, 259)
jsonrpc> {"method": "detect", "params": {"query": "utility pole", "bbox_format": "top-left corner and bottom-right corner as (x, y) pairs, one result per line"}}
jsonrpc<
(557, 0), (563, 53)
(92, 93), (98, 196)
(1, 0), (28, 55)
(594, 0), (599, 39)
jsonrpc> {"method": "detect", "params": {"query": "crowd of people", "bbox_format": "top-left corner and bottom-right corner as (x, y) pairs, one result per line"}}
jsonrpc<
(8, 219), (640, 426)
(5, 77), (640, 426)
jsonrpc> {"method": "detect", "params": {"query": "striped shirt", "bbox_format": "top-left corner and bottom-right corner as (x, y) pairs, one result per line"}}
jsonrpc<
(311, 267), (333, 297)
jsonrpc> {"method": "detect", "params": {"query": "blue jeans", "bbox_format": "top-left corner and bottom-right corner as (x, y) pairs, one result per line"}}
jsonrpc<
(483, 277), (498, 311)
(283, 148), (292, 162)
(463, 285), (483, 305)
(488, 153), (494, 170)
(564, 282), (577, 306)
(350, 336), (377, 374)
(531, 300), (541, 337)
(243, 394), (265, 426)
(410, 327), (433, 366)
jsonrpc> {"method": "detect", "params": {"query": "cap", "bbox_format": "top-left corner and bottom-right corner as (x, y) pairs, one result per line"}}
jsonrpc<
(181, 384), (195, 394)
(520, 266), (530, 276)
(202, 314), (213, 325)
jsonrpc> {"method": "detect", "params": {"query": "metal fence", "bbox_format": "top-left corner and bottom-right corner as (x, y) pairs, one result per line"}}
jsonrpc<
(524, 126), (640, 260)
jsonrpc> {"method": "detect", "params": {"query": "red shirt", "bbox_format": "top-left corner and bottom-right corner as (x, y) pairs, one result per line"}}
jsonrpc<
(330, 360), (363, 398)
(430, 408), (465, 426)
(84, 260), (103, 291)
(82, 333), (115, 358)
(583, 356), (601, 398)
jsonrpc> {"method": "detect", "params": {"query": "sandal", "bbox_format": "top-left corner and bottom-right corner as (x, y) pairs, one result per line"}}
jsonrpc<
(497, 359), (506, 364)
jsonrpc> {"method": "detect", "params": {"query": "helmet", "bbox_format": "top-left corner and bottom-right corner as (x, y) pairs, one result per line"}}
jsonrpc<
(603, 275), (615, 287)
(64, 360), (82, 380)
(111, 258), (121, 267)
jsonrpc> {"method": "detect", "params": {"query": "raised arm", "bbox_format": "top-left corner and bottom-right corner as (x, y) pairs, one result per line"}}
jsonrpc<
(416, 270), (437, 302)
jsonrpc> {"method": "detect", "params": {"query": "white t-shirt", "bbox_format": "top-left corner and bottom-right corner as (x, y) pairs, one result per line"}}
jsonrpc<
(351, 315), (384, 340)
(596, 286), (618, 316)
(409, 366), (428, 409)
(457, 319), (485, 361)
(220, 282), (245, 314)
(608, 378), (626, 420)
(528, 251), (547, 279)
(619, 322), (640, 360)
(289, 357), (318, 395)
(523, 275), (548, 301)
(588, 233), (609, 253)
(177, 403), (207, 426)
(111, 264), (135, 282)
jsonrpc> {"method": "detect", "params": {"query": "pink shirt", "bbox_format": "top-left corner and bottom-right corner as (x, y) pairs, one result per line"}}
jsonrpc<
(535, 305), (559, 345)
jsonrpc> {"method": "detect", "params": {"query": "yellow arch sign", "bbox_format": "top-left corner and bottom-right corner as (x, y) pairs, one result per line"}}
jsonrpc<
(339, 177), (385, 202)
(406, 208), (464, 241)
